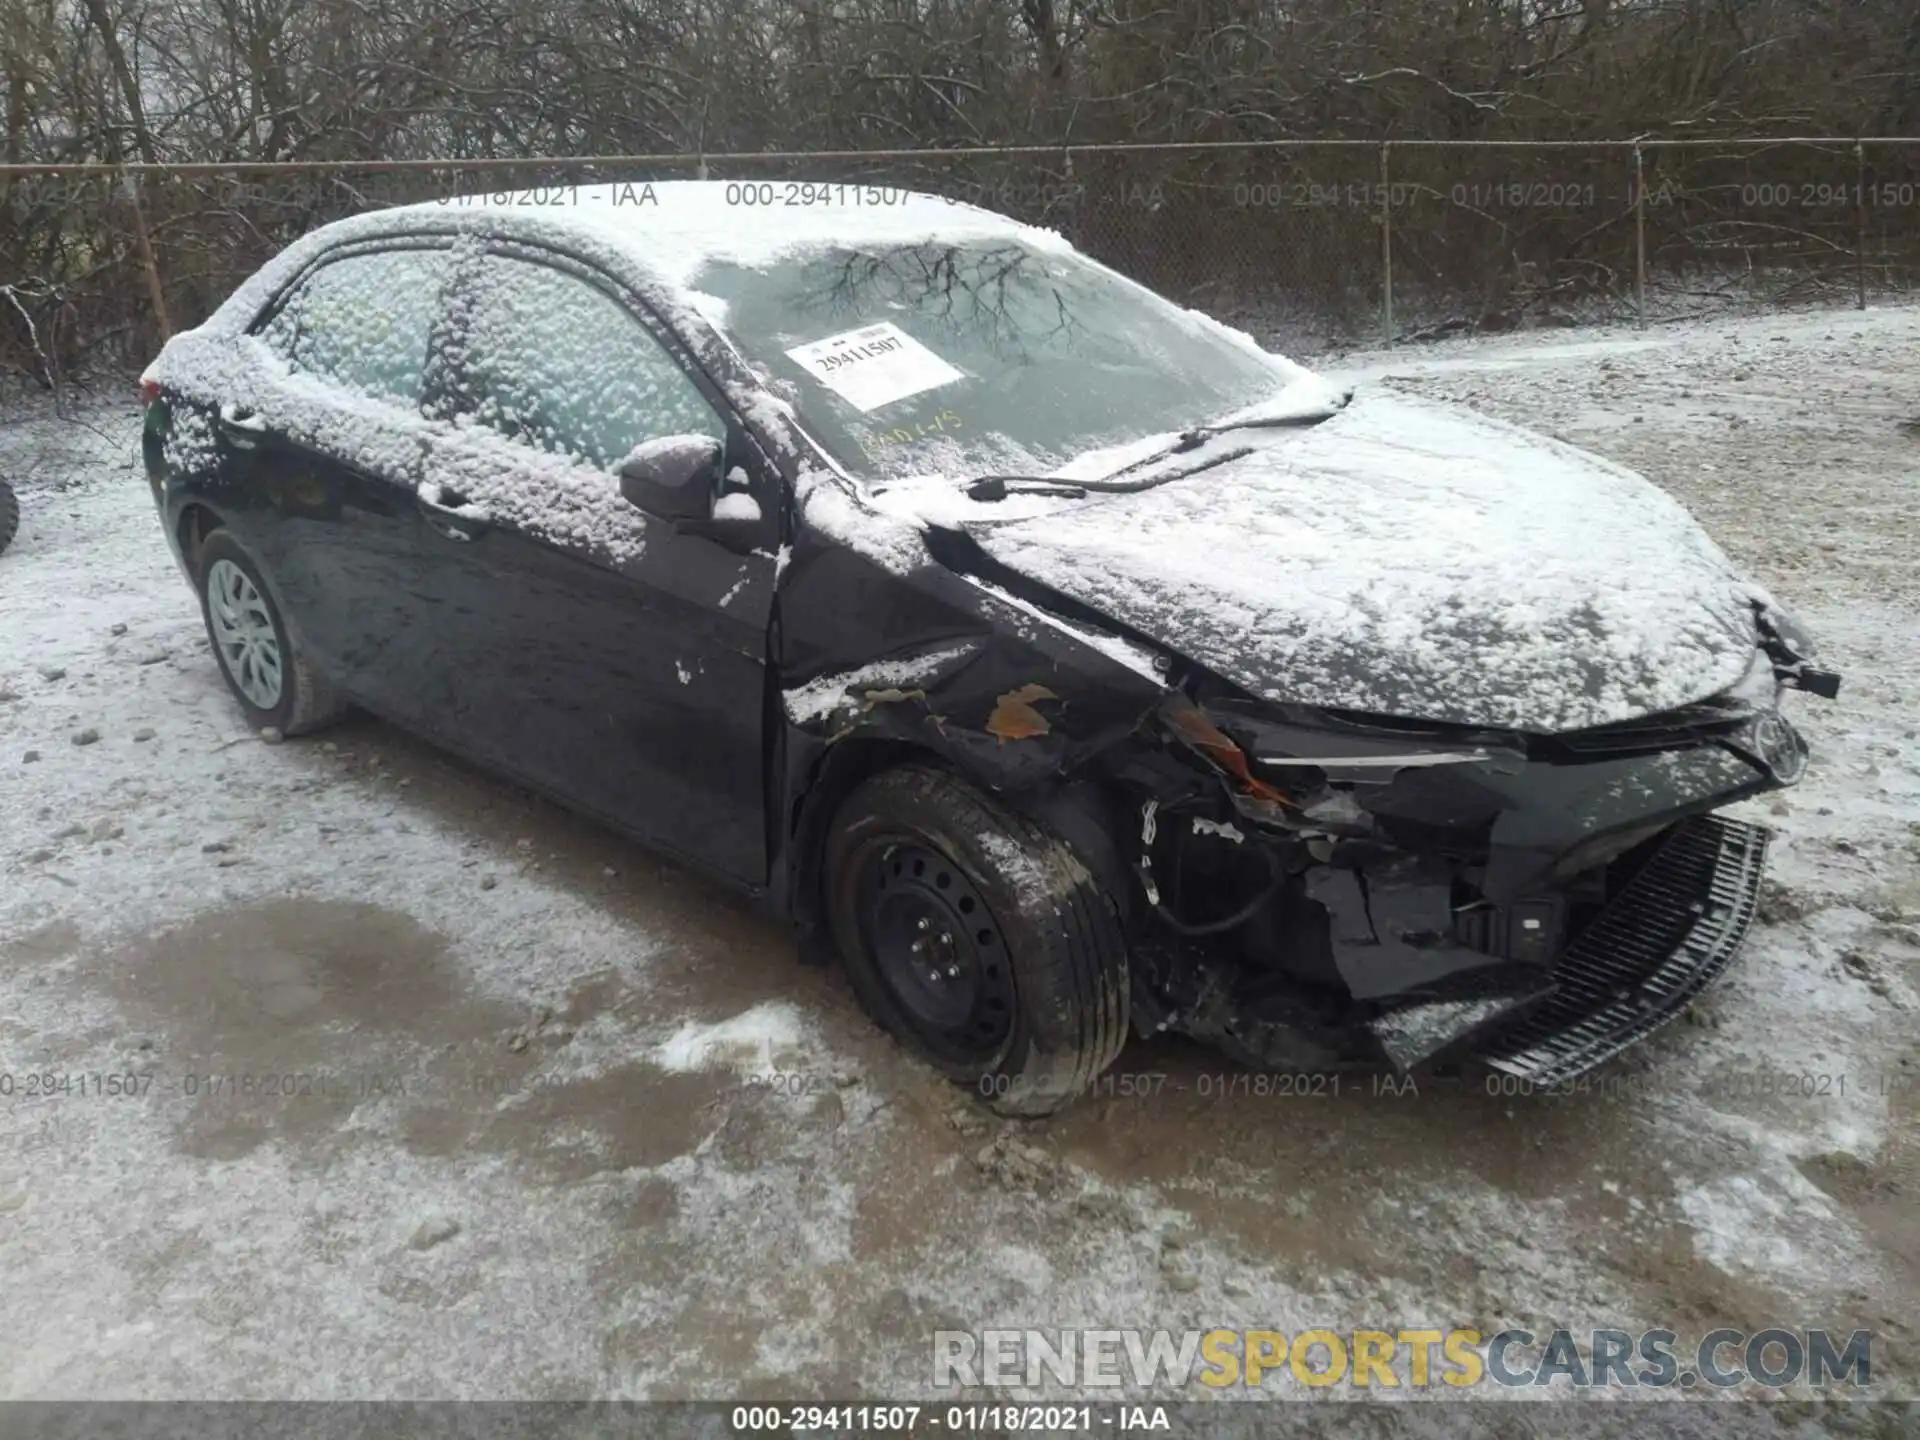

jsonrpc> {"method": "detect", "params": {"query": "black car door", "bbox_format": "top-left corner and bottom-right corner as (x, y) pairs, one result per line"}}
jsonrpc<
(410, 245), (780, 885)
(235, 242), (457, 728)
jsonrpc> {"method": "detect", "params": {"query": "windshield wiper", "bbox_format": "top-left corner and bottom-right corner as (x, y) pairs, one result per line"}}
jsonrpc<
(967, 447), (1256, 501)
(964, 477), (1090, 501)
(1104, 385), (1355, 480)
(967, 385), (1352, 501)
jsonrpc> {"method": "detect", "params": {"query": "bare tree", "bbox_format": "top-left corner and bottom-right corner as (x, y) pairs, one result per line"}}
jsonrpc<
(2, 0), (1917, 369)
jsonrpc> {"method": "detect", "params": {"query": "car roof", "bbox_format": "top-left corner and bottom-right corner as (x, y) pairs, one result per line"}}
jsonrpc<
(184, 179), (1082, 346)
(378, 179), (1073, 288)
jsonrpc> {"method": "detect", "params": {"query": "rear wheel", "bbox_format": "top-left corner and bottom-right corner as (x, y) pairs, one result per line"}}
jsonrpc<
(195, 529), (346, 735)
(0, 479), (17, 556)
(825, 765), (1129, 1116)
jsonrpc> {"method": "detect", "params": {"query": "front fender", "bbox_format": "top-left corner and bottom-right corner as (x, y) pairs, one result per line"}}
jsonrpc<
(771, 511), (1172, 921)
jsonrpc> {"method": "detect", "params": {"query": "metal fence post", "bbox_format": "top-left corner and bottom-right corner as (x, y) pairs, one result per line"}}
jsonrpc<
(1380, 140), (1394, 344)
(1855, 138), (1869, 310)
(122, 165), (172, 341)
(1632, 142), (1647, 329)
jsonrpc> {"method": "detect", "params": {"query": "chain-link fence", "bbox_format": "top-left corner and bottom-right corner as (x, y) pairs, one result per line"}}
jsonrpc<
(4, 138), (1919, 385)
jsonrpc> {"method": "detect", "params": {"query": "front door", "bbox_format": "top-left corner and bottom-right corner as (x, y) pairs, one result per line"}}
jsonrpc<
(412, 247), (779, 884)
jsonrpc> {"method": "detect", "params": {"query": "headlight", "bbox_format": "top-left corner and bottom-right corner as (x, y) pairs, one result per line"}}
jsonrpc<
(1733, 710), (1808, 784)
(1754, 598), (1817, 663)
(1753, 600), (1842, 700)
(1725, 644), (1781, 705)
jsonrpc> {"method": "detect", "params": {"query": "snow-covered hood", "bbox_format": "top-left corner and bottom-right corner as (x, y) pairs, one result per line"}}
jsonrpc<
(951, 389), (1765, 734)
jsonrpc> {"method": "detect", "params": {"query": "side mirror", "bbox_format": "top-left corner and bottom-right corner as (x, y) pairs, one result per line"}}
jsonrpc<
(618, 434), (724, 520)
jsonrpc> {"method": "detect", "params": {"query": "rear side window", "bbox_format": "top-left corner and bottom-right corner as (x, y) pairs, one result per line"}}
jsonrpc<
(450, 255), (724, 470)
(258, 248), (450, 408)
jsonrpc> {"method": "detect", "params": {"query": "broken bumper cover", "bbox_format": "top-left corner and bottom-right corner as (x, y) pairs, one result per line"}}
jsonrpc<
(1465, 814), (1769, 1084)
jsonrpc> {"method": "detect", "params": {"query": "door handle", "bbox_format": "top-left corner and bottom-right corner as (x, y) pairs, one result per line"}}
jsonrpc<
(670, 513), (763, 557)
(218, 403), (266, 449)
(418, 487), (491, 542)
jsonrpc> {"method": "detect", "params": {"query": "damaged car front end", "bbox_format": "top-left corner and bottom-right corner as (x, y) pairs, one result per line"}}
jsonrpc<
(773, 496), (1840, 1098)
(1121, 643), (1830, 1083)
(695, 210), (1844, 1108)
(764, 423), (1845, 1110)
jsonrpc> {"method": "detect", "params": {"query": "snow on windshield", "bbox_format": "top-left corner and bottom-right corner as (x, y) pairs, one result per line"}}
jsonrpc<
(691, 238), (1298, 481)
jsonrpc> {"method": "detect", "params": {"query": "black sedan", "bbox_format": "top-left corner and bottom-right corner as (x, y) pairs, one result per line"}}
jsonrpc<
(141, 182), (1838, 1114)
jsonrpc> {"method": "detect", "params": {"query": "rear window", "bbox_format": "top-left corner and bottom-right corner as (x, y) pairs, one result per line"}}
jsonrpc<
(258, 247), (451, 408)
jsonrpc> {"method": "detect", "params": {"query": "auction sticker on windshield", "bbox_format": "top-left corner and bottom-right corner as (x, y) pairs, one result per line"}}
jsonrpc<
(785, 322), (966, 412)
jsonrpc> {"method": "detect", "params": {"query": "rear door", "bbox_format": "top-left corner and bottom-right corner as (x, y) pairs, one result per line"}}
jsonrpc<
(411, 245), (780, 884)
(239, 242), (456, 725)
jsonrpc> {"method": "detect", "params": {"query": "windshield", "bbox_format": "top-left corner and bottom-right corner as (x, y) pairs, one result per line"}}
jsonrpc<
(690, 241), (1290, 481)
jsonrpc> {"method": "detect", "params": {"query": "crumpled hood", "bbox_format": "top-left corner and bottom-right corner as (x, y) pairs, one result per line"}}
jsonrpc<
(958, 388), (1764, 734)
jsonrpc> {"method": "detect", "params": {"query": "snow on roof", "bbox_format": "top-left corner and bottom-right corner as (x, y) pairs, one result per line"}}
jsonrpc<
(175, 181), (1074, 346)
(394, 181), (1074, 287)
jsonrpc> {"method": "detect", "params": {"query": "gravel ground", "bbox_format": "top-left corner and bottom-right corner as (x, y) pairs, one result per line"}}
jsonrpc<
(1, 303), (1916, 1412)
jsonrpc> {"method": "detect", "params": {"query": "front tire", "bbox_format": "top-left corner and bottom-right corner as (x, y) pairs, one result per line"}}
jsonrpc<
(824, 765), (1129, 1116)
(195, 529), (346, 735)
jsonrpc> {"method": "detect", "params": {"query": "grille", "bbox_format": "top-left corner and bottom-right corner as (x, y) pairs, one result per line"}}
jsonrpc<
(1474, 815), (1769, 1084)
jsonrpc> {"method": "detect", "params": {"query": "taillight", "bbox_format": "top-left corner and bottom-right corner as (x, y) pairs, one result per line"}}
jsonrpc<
(139, 378), (161, 406)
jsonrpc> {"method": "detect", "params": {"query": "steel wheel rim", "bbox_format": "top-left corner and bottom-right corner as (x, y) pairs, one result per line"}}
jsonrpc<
(206, 558), (283, 711)
(855, 838), (1015, 1064)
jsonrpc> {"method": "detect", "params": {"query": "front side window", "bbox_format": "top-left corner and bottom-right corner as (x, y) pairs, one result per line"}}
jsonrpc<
(258, 247), (450, 407)
(450, 255), (724, 469)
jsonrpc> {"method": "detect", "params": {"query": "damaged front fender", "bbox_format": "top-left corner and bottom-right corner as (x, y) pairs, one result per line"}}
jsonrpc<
(769, 519), (1176, 940)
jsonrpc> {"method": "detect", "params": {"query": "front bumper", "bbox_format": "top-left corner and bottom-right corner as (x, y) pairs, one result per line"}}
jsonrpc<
(1132, 682), (1818, 1080)
(1470, 814), (1768, 1084)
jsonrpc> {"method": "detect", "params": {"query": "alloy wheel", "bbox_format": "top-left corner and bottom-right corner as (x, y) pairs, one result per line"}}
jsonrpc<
(205, 557), (284, 711)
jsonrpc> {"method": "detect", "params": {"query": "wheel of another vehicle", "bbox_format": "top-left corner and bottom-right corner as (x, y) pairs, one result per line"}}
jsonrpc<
(0, 479), (17, 556)
(824, 764), (1130, 1117)
(194, 529), (347, 736)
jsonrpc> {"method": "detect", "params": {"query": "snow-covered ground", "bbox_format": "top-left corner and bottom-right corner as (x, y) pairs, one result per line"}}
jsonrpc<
(1, 303), (1916, 1411)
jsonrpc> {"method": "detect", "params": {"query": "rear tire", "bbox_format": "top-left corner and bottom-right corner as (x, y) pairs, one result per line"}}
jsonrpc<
(824, 764), (1129, 1116)
(0, 479), (17, 556)
(195, 529), (346, 736)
